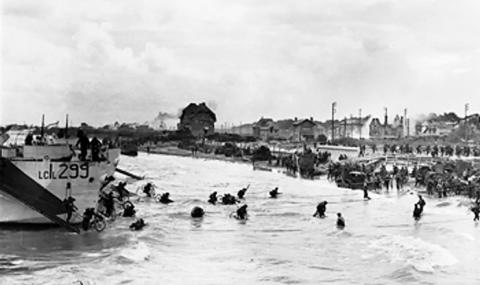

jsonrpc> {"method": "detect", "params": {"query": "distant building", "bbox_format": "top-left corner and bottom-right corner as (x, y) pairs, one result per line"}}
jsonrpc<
(178, 102), (217, 137)
(416, 121), (456, 137)
(323, 115), (372, 140)
(275, 119), (296, 140)
(415, 113), (479, 137)
(293, 118), (317, 141)
(253, 118), (278, 140)
(369, 114), (404, 139)
(230, 124), (254, 136)
(252, 117), (327, 141)
(369, 118), (383, 138)
(326, 116), (372, 140)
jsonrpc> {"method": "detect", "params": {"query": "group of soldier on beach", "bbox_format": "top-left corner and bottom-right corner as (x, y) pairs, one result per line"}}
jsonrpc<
(68, 131), (480, 233)
(362, 142), (480, 157)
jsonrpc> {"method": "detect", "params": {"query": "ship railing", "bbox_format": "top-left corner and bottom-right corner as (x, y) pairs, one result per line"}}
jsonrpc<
(1, 144), (119, 164)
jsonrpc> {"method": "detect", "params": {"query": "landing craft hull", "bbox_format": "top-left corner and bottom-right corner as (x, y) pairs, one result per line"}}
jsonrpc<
(0, 149), (120, 224)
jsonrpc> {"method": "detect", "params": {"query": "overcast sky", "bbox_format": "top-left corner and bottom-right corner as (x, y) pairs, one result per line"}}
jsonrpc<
(2, 0), (480, 127)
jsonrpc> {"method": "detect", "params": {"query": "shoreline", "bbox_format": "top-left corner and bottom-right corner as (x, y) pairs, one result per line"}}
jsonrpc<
(140, 145), (280, 169)
(136, 146), (478, 205)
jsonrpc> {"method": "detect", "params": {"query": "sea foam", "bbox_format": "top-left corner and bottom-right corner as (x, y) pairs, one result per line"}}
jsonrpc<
(369, 235), (458, 273)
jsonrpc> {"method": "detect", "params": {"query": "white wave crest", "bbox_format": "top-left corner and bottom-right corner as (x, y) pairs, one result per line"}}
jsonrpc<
(369, 235), (458, 273)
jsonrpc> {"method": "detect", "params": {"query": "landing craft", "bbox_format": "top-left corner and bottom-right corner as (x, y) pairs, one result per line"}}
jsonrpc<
(0, 129), (120, 232)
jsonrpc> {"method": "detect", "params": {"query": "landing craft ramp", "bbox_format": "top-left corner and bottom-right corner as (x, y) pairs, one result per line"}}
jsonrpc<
(0, 157), (79, 233)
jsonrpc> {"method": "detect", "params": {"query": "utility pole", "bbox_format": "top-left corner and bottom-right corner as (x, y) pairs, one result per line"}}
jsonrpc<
(331, 102), (336, 142)
(404, 108), (408, 137)
(344, 116), (347, 138)
(384, 107), (388, 126)
(65, 114), (69, 140)
(350, 114), (353, 138)
(41, 114), (45, 139)
(358, 108), (362, 139)
(465, 103), (469, 142)
(407, 118), (410, 138)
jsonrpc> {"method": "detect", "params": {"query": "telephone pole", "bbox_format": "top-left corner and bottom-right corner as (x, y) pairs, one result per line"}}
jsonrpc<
(465, 103), (469, 142)
(358, 108), (362, 139)
(41, 114), (45, 138)
(331, 102), (336, 142)
(384, 107), (388, 126)
(65, 114), (69, 139)
(350, 114), (353, 137)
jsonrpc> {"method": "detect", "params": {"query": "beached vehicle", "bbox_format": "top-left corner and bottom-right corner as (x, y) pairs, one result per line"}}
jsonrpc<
(0, 130), (120, 232)
(336, 171), (372, 190)
(121, 143), (138, 156)
(415, 165), (432, 186)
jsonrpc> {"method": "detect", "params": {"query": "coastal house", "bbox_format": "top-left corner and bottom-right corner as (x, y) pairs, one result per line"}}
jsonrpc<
(177, 102), (217, 137)
(230, 123), (255, 136)
(323, 115), (372, 140)
(275, 119), (295, 140)
(253, 118), (278, 141)
(416, 121), (456, 137)
(276, 117), (327, 141)
(369, 114), (404, 139)
(369, 118), (384, 138)
(412, 112), (479, 138)
(328, 116), (372, 140)
(252, 117), (327, 141)
(293, 118), (317, 142)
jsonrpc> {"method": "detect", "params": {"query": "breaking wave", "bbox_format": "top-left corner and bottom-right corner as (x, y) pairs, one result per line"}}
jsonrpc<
(369, 234), (458, 273)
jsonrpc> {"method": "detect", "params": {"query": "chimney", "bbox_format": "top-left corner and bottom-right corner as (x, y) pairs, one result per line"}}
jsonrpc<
(294, 117), (298, 121)
(310, 117), (313, 121)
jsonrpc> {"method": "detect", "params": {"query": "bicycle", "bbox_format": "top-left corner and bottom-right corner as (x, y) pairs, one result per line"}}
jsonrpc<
(90, 214), (107, 232)
(81, 208), (107, 232)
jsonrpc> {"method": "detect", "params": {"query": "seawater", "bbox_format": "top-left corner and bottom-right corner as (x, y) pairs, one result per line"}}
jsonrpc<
(1, 153), (480, 285)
